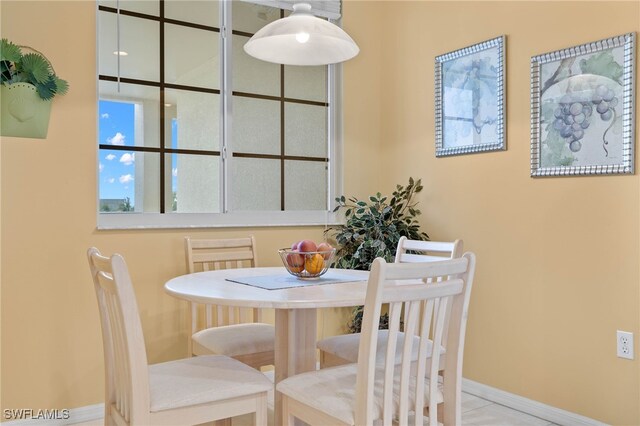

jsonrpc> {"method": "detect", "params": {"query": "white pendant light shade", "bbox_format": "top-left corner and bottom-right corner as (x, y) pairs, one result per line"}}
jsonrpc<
(244, 3), (359, 66)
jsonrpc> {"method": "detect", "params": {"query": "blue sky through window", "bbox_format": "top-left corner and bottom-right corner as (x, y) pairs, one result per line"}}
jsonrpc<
(99, 100), (136, 204)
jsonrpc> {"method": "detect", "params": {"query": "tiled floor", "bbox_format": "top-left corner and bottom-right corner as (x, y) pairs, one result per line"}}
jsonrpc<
(75, 391), (557, 425)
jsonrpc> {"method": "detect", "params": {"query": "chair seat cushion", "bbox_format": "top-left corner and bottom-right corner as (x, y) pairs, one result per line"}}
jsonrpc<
(317, 330), (444, 364)
(149, 355), (272, 412)
(192, 323), (275, 357)
(276, 364), (443, 424)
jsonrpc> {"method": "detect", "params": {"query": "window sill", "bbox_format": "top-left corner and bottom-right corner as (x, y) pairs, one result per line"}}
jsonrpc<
(97, 211), (341, 230)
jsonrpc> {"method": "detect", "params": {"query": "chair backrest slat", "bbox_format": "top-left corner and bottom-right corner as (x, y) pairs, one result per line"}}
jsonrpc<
(87, 248), (150, 425)
(399, 253), (452, 263)
(394, 237), (464, 345)
(185, 236), (259, 333)
(413, 298), (434, 426)
(382, 302), (402, 425)
(395, 237), (463, 262)
(398, 300), (420, 425)
(354, 254), (475, 425)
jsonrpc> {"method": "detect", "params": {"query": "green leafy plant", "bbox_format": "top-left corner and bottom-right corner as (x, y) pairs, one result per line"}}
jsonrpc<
(326, 177), (429, 271)
(1, 38), (68, 100)
(326, 178), (429, 334)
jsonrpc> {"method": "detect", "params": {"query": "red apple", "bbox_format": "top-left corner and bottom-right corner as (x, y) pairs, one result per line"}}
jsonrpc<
(286, 252), (304, 273)
(298, 240), (317, 253)
(291, 241), (300, 251)
(317, 242), (333, 259)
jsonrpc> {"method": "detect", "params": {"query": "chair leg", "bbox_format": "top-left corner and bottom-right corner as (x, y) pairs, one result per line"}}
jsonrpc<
(254, 393), (267, 426)
(104, 408), (116, 426)
(282, 395), (296, 426)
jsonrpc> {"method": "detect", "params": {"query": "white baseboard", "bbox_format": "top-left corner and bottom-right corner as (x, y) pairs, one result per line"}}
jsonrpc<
(3, 379), (607, 426)
(2, 404), (104, 426)
(462, 378), (608, 426)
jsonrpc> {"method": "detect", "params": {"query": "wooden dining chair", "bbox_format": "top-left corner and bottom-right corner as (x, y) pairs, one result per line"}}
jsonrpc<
(87, 247), (270, 426)
(184, 236), (275, 369)
(277, 254), (476, 426)
(317, 237), (464, 368)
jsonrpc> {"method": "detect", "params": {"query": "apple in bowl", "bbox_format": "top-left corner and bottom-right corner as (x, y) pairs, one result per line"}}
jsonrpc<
(279, 241), (336, 279)
(286, 251), (304, 273)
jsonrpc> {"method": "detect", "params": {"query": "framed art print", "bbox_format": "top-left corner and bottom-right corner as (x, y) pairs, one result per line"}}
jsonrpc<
(435, 36), (506, 157)
(530, 33), (636, 177)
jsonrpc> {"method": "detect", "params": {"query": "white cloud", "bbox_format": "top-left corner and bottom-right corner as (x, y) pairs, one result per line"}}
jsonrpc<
(101, 113), (109, 119)
(119, 152), (135, 166)
(108, 178), (115, 184)
(119, 174), (134, 184)
(105, 154), (116, 161)
(99, 163), (104, 172)
(107, 132), (126, 145)
(172, 168), (178, 177)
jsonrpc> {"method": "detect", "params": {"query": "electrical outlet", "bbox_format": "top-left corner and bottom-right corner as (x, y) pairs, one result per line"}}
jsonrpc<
(617, 331), (634, 360)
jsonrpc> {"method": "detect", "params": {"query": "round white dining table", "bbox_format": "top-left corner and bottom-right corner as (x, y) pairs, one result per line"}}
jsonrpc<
(164, 266), (370, 425)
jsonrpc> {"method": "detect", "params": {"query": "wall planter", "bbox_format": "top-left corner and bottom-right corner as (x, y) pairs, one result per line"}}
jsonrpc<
(1, 39), (68, 139)
(1, 82), (52, 138)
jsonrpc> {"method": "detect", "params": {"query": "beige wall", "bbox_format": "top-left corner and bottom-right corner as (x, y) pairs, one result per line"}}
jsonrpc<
(374, 1), (639, 424)
(1, 1), (639, 425)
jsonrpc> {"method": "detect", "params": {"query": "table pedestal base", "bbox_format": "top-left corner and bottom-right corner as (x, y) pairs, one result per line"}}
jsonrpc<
(274, 308), (317, 426)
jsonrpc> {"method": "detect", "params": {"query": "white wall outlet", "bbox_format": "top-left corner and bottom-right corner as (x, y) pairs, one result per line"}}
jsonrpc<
(617, 330), (634, 360)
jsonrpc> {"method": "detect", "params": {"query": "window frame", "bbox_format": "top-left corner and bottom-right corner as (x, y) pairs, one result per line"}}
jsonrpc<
(96, 0), (343, 229)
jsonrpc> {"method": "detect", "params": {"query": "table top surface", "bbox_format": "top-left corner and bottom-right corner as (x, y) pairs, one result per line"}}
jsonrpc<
(164, 267), (370, 309)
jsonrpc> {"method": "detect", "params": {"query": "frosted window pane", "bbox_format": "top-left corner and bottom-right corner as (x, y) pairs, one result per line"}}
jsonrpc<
(99, 12), (159, 82)
(165, 89), (219, 150)
(99, 0), (159, 16)
(165, 24), (219, 89)
(284, 161), (327, 210)
(165, 0), (220, 27)
(169, 154), (220, 213)
(232, 97), (280, 155)
(99, 150), (160, 213)
(285, 66), (327, 102)
(285, 103), (327, 157)
(231, 158), (280, 210)
(99, 81), (160, 148)
(232, 1), (280, 34)
(233, 34), (280, 96)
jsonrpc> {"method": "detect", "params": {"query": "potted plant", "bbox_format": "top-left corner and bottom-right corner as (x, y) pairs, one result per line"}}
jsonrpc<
(1, 38), (69, 138)
(325, 177), (430, 332)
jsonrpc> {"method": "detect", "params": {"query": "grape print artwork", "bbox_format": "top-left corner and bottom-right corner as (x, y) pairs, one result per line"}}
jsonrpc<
(531, 33), (635, 177)
(541, 49), (624, 167)
(551, 84), (618, 154)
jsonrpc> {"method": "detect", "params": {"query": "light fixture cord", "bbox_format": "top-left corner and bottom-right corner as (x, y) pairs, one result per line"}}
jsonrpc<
(324, 208), (329, 242)
(116, 0), (121, 93)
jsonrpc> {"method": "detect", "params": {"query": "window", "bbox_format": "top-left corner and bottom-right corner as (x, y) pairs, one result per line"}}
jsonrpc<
(97, 0), (342, 228)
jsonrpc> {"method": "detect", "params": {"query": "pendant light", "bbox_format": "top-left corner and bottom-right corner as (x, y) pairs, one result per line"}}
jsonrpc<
(243, 3), (359, 66)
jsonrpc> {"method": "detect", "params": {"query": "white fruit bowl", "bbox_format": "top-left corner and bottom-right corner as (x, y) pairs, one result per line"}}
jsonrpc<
(278, 248), (336, 279)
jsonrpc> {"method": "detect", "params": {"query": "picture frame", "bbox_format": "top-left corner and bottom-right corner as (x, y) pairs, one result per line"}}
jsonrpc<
(530, 33), (636, 177)
(435, 35), (506, 157)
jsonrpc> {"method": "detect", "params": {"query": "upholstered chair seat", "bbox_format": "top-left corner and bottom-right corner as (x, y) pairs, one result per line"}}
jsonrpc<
(191, 323), (275, 357)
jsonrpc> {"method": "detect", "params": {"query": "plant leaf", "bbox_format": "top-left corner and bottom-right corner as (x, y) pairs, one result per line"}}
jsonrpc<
(21, 53), (51, 84)
(0, 39), (22, 62)
(54, 76), (69, 95)
(36, 77), (57, 100)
